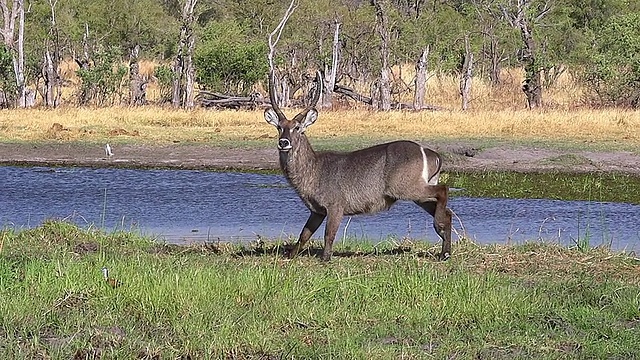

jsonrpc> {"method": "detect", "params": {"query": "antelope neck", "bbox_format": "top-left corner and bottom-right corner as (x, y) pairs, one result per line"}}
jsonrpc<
(280, 135), (316, 179)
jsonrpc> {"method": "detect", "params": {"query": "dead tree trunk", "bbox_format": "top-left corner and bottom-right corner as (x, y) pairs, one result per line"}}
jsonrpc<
(488, 35), (502, 86)
(1, 0), (29, 107)
(371, 0), (391, 110)
(42, 50), (58, 107)
(414, 46), (429, 110)
(172, 0), (198, 109)
(520, 25), (541, 109)
(129, 45), (147, 106)
(14, 0), (25, 107)
(74, 24), (92, 105)
(184, 31), (196, 108)
(321, 19), (341, 109)
(502, 0), (547, 109)
(460, 36), (473, 111)
(280, 74), (291, 107)
(42, 0), (61, 107)
(267, 0), (297, 108)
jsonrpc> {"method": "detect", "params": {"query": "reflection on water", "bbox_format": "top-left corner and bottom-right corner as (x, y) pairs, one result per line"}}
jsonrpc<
(1, 166), (638, 251)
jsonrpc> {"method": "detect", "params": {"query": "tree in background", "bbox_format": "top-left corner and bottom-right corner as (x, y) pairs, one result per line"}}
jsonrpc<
(371, 0), (392, 110)
(581, 13), (640, 108)
(172, 0), (198, 108)
(0, 0), (636, 110)
(42, 0), (61, 108)
(75, 46), (127, 106)
(0, 44), (15, 107)
(129, 45), (148, 106)
(1, 0), (31, 107)
(194, 20), (267, 94)
(500, 0), (547, 109)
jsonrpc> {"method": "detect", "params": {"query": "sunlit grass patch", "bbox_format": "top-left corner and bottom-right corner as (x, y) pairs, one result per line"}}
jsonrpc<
(540, 153), (594, 166)
(447, 171), (640, 204)
(1, 107), (639, 152)
(1, 221), (639, 358)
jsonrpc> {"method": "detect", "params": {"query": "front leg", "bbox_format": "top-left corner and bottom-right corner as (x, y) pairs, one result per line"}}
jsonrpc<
(290, 211), (325, 259)
(322, 207), (343, 261)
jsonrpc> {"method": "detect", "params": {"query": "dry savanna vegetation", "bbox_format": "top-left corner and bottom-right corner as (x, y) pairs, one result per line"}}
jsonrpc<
(1, 66), (639, 150)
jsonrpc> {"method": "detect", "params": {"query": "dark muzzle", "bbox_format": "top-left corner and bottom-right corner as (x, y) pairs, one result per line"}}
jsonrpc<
(278, 138), (292, 151)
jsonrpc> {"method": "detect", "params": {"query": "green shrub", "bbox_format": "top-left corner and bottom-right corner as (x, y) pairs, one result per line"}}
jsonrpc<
(194, 20), (268, 94)
(581, 13), (640, 108)
(154, 64), (174, 102)
(0, 45), (16, 107)
(76, 46), (127, 106)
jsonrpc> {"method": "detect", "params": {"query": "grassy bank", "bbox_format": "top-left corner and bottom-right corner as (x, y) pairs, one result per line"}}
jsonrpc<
(1, 221), (639, 359)
(448, 171), (640, 204)
(1, 107), (639, 152)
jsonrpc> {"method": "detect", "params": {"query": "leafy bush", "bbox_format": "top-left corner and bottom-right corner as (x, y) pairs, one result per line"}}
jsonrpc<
(154, 64), (174, 102)
(581, 13), (640, 108)
(0, 45), (16, 107)
(194, 20), (268, 94)
(76, 46), (127, 106)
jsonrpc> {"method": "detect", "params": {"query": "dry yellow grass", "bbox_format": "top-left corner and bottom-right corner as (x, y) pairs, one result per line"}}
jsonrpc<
(56, 59), (580, 111)
(1, 106), (638, 148)
(1, 62), (636, 148)
(380, 66), (582, 111)
(57, 59), (165, 104)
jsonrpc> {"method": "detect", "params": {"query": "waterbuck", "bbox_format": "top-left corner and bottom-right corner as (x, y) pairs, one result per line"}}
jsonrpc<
(265, 71), (452, 261)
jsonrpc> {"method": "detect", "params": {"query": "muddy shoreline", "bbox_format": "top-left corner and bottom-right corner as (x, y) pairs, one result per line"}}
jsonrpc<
(1, 142), (640, 175)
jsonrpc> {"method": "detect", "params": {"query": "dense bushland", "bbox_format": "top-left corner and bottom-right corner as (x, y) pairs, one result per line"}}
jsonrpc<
(1, 0), (640, 108)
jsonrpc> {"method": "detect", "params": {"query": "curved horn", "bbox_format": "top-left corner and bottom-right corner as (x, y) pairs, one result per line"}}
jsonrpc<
(294, 71), (323, 121)
(268, 69), (287, 120)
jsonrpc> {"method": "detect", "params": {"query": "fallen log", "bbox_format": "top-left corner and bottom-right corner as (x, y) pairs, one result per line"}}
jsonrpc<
(333, 84), (444, 111)
(197, 91), (269, 109)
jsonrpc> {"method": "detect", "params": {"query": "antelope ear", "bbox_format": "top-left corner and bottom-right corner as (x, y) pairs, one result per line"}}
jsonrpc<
(299, 108), (318, 133)
(265, 108), (280, 127)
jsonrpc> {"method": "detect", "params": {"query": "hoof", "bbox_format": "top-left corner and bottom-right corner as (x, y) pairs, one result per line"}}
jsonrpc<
(321, 253), (332, 262)
(286, 248), (299, 259)
(439, 252), (451, 261)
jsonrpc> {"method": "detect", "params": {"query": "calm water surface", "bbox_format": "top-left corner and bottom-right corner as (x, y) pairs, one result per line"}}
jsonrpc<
(1, 166), (638, 251)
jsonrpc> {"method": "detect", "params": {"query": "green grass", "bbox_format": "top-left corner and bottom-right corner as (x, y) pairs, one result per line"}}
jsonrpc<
(447, 170), (640, 204)
(1, 221), (639, 359)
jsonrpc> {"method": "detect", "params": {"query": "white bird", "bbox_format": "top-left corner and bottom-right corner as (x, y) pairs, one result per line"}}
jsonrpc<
(102, 267), (122, 288)
(105, 143), (113, 158)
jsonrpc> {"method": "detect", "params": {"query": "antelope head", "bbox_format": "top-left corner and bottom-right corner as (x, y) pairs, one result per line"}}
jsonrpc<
(265, 71), (322, 153)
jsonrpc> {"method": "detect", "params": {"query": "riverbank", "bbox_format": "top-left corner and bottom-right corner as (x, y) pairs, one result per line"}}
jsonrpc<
(1, 107), (639, 175)
(2, 140), (640, 175)
(1, 221), (639, 358)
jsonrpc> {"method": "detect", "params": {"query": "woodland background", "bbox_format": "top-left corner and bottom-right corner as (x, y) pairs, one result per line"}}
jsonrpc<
(1, 0), (639, 111)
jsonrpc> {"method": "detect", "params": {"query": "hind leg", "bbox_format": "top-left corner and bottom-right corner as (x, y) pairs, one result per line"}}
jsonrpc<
(415, 185), (452, 260)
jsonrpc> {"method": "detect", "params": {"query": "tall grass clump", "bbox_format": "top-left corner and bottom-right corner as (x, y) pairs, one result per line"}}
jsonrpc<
(1, 221), (639, 358)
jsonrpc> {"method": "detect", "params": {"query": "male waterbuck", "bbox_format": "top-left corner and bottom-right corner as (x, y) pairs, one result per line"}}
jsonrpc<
(265, 71), (452, 261)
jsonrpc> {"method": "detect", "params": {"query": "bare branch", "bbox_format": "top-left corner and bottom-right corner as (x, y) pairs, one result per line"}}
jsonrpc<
(267, 0), (298, 73)
(0, 1), (9, 43)
(534, 0), (552, 23)
(267, 0), (297, 117)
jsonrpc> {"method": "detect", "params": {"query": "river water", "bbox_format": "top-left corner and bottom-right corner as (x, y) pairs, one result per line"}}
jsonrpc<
(1, 166), (638, 251)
